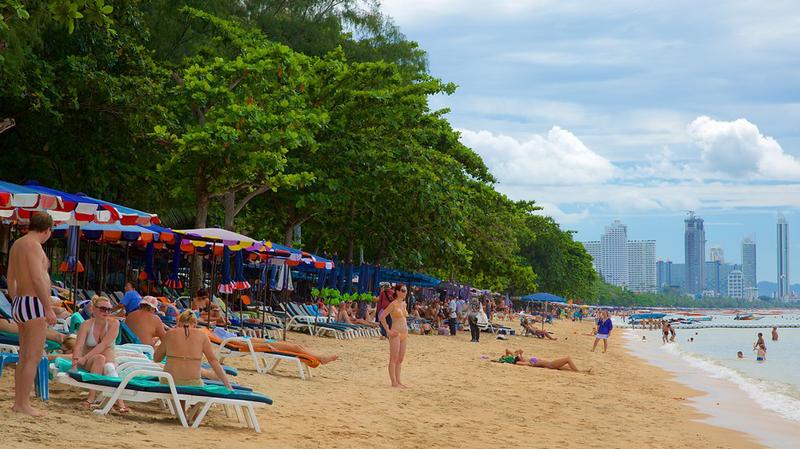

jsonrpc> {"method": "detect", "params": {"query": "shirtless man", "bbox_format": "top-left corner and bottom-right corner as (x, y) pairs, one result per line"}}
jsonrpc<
(124, 296), (167, 347)
(7, 212), (56, 416)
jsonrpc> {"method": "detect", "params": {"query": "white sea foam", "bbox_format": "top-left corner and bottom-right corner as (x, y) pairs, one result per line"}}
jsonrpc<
(660, 343), (800, 422)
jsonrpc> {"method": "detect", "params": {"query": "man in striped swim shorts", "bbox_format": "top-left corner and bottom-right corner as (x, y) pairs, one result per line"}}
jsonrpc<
(7, 211), (55, 416)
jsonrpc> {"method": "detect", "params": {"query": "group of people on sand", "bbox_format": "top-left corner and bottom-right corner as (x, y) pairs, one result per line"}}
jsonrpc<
(4, 212), (339, 417)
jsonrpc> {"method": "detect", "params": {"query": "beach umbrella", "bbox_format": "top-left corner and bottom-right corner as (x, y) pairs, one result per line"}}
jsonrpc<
(218, 246), (234, 294)
(233, 250), (250, 291)
(165, 240), (183, 289)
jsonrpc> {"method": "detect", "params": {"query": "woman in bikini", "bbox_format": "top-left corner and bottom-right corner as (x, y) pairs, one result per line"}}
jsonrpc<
(154, 310), (232, 389)
(380, 283), (409, 388)
(72, 295), (128, 412)
(498, 349), (591, 373)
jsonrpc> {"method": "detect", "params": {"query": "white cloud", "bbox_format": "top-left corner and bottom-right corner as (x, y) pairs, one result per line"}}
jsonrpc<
(459, 127), (616, 185)
(687, 116), (800, 179)
(532, 202), (589, 225)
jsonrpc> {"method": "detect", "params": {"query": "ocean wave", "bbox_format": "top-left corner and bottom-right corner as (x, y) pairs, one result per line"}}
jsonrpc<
(660, 343), (800, 422)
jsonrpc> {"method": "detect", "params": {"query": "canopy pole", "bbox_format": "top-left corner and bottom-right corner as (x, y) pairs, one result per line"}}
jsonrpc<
(207, 245), (218, 329)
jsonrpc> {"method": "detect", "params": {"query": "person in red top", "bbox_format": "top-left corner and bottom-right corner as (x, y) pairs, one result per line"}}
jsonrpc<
(376, 284), (393, 339)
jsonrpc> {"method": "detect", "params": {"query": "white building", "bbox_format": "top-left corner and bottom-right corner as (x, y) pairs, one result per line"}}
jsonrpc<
(627, 240), (657, 293)
(582, 241), (601, 274)
(727, 269), (744, 299)
(582, 221), (656, 293)
(601, 220), (628, 288)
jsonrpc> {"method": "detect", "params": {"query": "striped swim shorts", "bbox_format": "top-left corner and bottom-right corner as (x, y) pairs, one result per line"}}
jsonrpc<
(12, 296), (46, 323)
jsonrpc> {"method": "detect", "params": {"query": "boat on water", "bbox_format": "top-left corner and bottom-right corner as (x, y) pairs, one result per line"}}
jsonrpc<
(734, 314), (763, 321)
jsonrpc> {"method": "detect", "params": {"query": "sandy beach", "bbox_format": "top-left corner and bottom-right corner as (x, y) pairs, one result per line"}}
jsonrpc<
(0, 319), (763, 449)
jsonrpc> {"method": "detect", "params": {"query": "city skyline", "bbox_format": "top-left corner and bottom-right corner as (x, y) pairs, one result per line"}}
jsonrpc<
(381, 2), (800, 287)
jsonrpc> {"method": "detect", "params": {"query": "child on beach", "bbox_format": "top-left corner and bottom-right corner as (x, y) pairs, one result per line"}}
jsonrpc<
(755, 343), (766, 362)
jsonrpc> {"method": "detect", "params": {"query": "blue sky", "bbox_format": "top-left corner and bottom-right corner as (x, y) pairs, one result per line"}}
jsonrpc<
(381, 0), (800, 284)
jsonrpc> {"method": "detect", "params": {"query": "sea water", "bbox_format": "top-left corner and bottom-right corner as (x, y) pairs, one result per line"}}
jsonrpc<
(622, 313), (800, 449)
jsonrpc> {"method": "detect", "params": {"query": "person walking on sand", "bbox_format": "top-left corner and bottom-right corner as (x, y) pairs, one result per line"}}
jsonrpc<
(591, 311), (613, 353)
(7, 212), (56, 416)
(771, 327), (779, 341)
(467, 296), (481, 343)
(380, 284), (409, 388)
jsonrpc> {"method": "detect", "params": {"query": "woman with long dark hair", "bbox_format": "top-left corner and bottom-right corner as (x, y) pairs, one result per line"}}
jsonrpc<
(380, 284), (409, 388)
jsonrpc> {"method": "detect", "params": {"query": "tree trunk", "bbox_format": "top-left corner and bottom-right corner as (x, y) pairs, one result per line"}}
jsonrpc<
(221, 191), (236, 230)
(190, 172), (210, 295)
(283, 204), (296, 247)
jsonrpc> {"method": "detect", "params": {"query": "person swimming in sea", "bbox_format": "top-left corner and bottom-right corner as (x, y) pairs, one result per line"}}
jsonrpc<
(771, 327), (778, 341)
(753, 332), (766, 352)
(737, 351), (744, 359)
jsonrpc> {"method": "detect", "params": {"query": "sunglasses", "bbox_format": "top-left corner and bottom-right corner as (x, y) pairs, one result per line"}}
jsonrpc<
(400, 289), (407, 293)
(96, 306), (112, 313)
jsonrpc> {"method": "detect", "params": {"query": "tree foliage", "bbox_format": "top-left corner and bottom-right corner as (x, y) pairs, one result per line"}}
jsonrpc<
(0, 0), (599, 298)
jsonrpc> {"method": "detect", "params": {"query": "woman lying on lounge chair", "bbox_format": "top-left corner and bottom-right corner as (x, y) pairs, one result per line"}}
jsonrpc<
(210, 327), (339, 365)
(497, 349), (591, 373)
(520, 317), (557, 340)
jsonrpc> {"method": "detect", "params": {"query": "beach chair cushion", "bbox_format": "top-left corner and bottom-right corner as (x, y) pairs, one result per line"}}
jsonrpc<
(0, 331), (63, 352)
(54, 357), (240, 382)
(67, 371), (273, 404)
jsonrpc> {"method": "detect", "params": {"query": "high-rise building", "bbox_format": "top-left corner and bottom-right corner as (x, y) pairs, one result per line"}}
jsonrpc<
(601, 220), (628, 287)
(704, 260), (721, 295)
(583, 221), (656, 293)
(684, 212), (706, 295)
(656, 258), (672, 288)
(709, 246), (724, 263)
(741, 237), (756, 289)
(582, 241), (601, 274)
(777, 215), (789, 300)
(627, 240), (656, 293)
(728, 269), (744, 299)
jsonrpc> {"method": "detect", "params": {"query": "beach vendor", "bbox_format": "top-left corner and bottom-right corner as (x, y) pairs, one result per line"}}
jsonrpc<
(591, 311), (613, 353)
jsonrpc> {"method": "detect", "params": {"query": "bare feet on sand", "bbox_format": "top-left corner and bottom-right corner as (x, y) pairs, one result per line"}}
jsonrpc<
(12, 404), (44, 417)
(320, 355), (339, 364)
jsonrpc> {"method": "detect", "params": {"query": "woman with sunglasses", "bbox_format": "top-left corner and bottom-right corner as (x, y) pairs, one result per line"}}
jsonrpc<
(380, 284), (409, 388)
(72, 295), (129, 412)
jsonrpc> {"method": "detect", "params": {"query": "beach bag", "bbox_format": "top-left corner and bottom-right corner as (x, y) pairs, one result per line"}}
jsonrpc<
(437, 326), (450, 336)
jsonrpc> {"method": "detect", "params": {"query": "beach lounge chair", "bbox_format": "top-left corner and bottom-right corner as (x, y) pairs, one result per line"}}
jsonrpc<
(477, 311), (515, 336)
(54, 366), (271, 431)
(280, 302), (343, 337)
(206, 328), (319, 380)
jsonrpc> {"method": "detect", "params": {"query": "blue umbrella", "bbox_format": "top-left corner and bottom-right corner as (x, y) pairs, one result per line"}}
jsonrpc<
(219, 246), (234, 294)
(142, 241), (156, 282)
(233, 250), (251, 290)
(165, 240), (183, 289)
(520, 292), (566, 303)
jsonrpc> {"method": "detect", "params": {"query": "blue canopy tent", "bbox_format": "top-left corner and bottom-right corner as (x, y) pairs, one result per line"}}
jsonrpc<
(520, 293), (567, 303)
